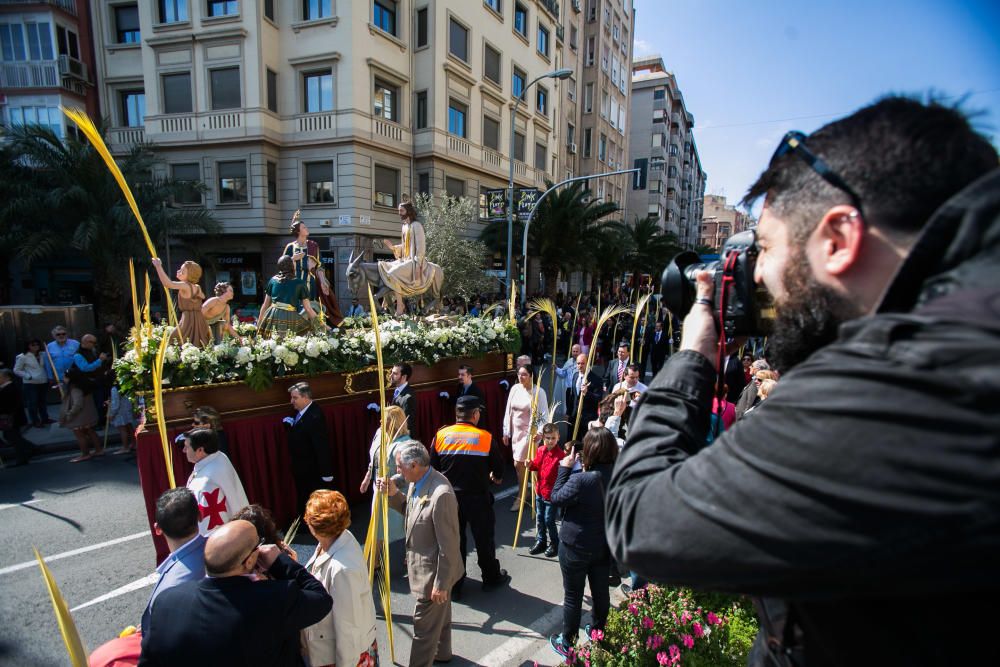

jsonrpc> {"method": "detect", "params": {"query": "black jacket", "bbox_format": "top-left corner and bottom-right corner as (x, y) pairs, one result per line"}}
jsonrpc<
(286, 402), (334, 480)
(565, 369), (604, 426)
(551, 463), (613, 554)
(453, 381), (486, 419)
(606, 168), (1000, 666)
(393, 384), (417, 437)
(139, 553), (332, 666)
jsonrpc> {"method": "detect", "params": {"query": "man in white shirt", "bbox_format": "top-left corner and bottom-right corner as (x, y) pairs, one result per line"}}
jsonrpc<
(612, 365), (648, 407)
(183, 428), (249, 536)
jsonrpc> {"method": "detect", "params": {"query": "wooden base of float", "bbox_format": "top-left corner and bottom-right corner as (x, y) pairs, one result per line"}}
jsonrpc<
(136, 352), (516, 563)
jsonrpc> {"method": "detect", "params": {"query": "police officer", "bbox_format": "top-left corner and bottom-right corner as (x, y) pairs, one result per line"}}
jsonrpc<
(430, 395), (510, 600)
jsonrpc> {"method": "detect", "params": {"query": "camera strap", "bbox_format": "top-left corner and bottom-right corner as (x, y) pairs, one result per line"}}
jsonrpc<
(712, 253), (740, 430)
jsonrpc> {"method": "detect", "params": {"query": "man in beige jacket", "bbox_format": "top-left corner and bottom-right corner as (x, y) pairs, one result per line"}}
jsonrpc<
(378, 441), (462, 666)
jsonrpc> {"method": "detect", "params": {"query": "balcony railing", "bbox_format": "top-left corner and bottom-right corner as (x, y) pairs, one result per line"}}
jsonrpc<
(109, 126), (145, 148)
(0, 60), (58, 88)
(372, 117), (403, 142)
(448, 134), (471, 156)
(0, 0), (76, 15)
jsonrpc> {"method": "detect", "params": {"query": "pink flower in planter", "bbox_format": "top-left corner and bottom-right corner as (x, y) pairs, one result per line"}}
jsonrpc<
(590, 628), (604, 641)
(628, 603), (639, 615)
(681, 611), (692, 624)
(669, 644), (682, 664)
(642, 616), (655, 629)
(657, 651), (670, 665)
(682, 634), (695, 649)
(706, 611), (721, 625)
(692, 622), (704, 638)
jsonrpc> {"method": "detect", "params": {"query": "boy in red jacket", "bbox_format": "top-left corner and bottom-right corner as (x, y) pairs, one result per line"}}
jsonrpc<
(526, 423), (564, 557)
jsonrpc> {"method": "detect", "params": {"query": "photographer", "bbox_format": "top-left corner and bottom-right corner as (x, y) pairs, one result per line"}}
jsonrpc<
(606, 97), (1000, 666)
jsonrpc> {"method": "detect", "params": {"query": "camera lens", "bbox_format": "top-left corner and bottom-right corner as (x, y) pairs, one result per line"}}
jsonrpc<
(661, 251), (708, 319)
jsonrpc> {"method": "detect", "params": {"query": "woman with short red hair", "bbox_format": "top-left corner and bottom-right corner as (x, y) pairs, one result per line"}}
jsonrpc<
(302, 490), (378, 667)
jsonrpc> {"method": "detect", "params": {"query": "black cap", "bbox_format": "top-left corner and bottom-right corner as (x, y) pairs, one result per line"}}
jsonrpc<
(456, 395), (481, 410)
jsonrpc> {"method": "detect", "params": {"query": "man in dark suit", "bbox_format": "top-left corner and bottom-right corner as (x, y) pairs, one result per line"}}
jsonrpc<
(391, 362), (417, 439)
(139, 519), (332, 667)
(722, 348), (747, 404)
(284, 382), (334, 515)
(603, 342), (631, 393)
(454, 364), (486, 420)
(648, 320), (671, 376)
(566, 354), (604, 435)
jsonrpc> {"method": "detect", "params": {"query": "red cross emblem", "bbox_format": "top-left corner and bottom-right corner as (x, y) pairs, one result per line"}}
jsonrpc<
(198, 488), (228, 531)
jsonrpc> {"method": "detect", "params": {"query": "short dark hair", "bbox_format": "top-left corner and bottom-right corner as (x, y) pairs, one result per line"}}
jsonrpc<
(185, 428), (219, 455)
(458, 364), (473, 374)
(581, 426), (619, 469)
(155, 488), (199, 539)
(626, 363), (641, 374)
(232, 504), (280, 544)
(395, 363), (412, 380)
(743, 96), (999, 247)
(541, 423), (559, 436)
(288, 382), (312, 398)
(618, 341), (629, 350)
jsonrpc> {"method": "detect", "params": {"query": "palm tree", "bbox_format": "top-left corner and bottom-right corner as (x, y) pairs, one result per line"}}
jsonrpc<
(480, 181), (619, 297)
(0, 123), (219, 326)
(609, 215), (684, 287)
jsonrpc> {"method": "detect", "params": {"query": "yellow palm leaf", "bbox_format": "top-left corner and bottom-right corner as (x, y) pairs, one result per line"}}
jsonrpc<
(572, 304), (629, 440)
(629, 292), (653, 363)
(527, 297), (560, 401)
(34, 548), (87, 667)
(151, 332), (175, 489)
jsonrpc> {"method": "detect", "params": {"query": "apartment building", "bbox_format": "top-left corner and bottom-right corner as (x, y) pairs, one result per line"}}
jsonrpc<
(0, 0), (99, 137)
(576, 0), (633, 211)
(83, 0), (581, 307)
(626, 54), (706, 248)
(700, 193), (752, 251)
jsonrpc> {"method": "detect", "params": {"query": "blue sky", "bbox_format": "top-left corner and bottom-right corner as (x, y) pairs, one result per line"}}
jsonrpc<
(631, 0), (1000, 210)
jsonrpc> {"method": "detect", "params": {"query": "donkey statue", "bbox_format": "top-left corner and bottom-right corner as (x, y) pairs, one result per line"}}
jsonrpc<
(345, 250), (444, 314)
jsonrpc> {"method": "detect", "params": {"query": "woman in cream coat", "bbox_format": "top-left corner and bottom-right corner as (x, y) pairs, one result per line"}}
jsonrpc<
(302, 490), (378, 667)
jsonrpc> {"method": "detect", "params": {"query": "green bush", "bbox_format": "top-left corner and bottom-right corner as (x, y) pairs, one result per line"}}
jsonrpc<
(563, 585), (758, 666)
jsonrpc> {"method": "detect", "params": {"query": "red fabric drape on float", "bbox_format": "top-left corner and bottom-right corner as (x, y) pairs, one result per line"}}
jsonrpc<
(137, 377), (513, 564)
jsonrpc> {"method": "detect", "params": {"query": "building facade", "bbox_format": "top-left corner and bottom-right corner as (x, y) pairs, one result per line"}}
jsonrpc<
(700, 193), (752, 251)
(626, 54), (706, 248)
(73, 0), (599, 308)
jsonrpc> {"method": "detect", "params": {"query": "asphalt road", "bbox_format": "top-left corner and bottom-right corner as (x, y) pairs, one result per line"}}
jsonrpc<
(0, 450), (614, 666)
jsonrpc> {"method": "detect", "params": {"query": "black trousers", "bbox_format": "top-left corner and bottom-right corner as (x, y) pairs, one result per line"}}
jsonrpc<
(454, 491), (501, 591)
(559, 542), (611, 641)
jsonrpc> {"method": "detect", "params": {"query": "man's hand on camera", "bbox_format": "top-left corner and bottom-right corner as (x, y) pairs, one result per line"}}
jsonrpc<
(680, 271), (720, 361)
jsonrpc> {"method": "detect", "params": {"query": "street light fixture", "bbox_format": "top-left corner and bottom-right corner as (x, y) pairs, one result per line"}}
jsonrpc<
(506, 67), (574, 295)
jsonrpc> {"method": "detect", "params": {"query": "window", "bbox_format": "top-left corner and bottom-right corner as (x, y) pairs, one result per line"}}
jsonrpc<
(6, 106), (62, 136)
(585, 36), (595, 65)
(537, 25), (549, 57)
(514, 3), (527, 37)
(114, 5), (140, 43)
(210, 67), (240, 110)
(483, 43), (501, 85)
(570, 25), (578, 49)
(448, 18), (468, 61)
(264, 0), (274, 20)
(483, 115), (500, 150)
(266, 68), (278, 113)
(305, 161), (334, 203)
(162, 73), (192, 114)
(448, 99), (467, 137)
(303, 70), (333, 112)
(373, 78), (398, 122)
(416, 7), (428, 47)
(512, 67), (526, 100)
(207, 1), (238, 17)
(373, 0), (396, 35)
(21, 22), (53, 60)
(172, 163), (201, 204)
(584, 83), (593, 113)
(485, 0), (501, 12)
(418, 172), (430, 194)
(601, 89), (609, 118)
(653, 87), (665, 100)
(56, 26), (80, 59)
(536, 85), (547, 115)
(598, 133), (607, 161)
(651, 132), (664, 147)
(303, 0), (331, 20)
(445, 176), (465, 199)
(513, 130), (525, 161)
(266, 161), (277, 204)
(119, 90), (145, 127)
(567, 78), (576, 101)
(374, 165), (399, 207)
(567, 122), (575, 145)
(415, 90), (427, 128)
(601, 44), (609, 71)
(218, 161), (248, 203)
(159, 0), (188, 23)
(534, 142), (546, 171)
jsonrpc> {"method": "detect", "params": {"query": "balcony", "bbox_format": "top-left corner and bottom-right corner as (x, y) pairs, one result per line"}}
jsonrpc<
(539, 0), (560, 19)
(0, 60), (58, 88)
(108, 126), (145, 151)
(0, 0), (76, 15)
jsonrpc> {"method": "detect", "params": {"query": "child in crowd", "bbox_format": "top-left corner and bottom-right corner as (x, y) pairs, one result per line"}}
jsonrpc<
(108, 384), (135, 453)
(526, 423), (564, 558)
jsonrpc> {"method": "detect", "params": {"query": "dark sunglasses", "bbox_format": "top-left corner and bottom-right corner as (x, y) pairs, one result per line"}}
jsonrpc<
(242, 537), (265, 565)
(772, 131), (865, 217)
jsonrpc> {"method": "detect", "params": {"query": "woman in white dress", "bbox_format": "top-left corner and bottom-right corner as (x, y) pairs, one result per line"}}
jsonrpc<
(503, 364), (548, 512)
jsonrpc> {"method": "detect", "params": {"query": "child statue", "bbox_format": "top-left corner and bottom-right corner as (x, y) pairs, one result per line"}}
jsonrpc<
(152, 258), (212, 348)
(201, 282), (239, 342)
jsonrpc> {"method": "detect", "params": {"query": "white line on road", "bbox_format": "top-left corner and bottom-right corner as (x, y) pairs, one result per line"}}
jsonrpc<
(71, 572), (158, 612)
(0, 499), (43, 512)
(0, 531), (149, 577)
(477, 603), (565, 666)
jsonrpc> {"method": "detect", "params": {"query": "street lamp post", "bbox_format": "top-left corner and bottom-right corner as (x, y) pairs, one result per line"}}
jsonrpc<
(520, 168), (640, 305)
(506, 67), (573, 296)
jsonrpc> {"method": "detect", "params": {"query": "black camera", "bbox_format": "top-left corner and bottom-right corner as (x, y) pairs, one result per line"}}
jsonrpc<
(660, 230), (774, 337)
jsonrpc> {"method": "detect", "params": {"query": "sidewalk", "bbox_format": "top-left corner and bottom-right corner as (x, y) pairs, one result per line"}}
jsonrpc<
(0, 403), (121, 461)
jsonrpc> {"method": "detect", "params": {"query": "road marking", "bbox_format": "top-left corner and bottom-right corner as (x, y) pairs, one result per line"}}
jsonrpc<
(0, 531), (149, 576)
(495, 486), (518, 501)
(476, 602), (565, 666)
(0, 499), (43, 512)
(71, 572), (158, 612)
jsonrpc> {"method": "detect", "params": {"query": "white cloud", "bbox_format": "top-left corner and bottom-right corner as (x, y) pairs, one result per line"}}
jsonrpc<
(633, 38), (655, 57)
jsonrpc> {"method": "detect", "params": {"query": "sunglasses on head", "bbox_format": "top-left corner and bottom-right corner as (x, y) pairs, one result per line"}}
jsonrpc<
(242, 536), (265, 565)
(771, 131), (865, 218)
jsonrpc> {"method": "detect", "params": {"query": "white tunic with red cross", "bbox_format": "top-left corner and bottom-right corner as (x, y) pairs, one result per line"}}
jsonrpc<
(186, 451), (250, 536)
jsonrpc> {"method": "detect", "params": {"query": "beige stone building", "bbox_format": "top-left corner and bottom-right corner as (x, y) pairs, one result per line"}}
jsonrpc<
(700, 193), (752, 251)
(86, 0), (607, 307)
(625, 54), (706, 248)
